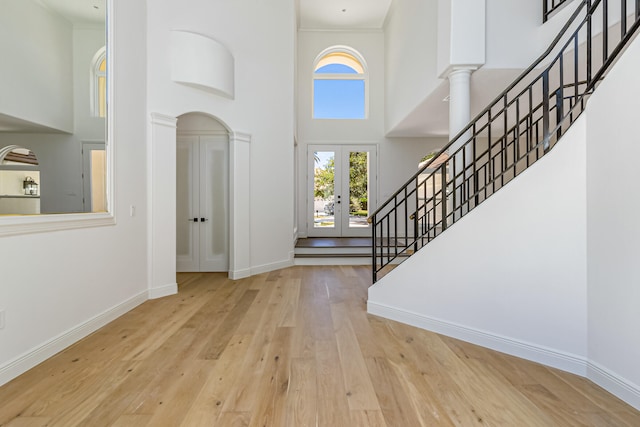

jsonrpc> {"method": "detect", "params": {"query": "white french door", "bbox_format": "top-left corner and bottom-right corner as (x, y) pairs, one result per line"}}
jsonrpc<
(308, 144), (377, 237)
(176, 135), (229, 272)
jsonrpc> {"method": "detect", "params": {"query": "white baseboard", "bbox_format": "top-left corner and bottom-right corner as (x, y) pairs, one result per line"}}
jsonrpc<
(0, 290), (148, 387)
(148, 282), (177, 299)
(367, 301), (588, 376)
(588, 361), (640, 411)
(229, 257), (295, 280)
(250, 258), (294, 276)
(229, 268), (251, 280)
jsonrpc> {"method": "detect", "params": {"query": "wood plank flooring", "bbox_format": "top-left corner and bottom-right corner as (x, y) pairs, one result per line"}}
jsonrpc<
(1, 266), (639, 426)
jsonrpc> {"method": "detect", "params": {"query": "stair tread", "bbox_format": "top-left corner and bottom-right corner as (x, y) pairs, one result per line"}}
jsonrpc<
(295, 253), (370, 258)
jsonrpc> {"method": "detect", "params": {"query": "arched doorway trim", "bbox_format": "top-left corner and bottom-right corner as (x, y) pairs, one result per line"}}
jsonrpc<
(148, 112), (252, 298)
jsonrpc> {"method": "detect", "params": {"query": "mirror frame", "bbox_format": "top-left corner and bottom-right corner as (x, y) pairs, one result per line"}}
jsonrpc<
(0, 0), (115, 237)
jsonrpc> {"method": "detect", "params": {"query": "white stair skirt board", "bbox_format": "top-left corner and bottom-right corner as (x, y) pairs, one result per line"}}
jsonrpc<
(587, 362), (640, 411)
(367, 301), (588, 376)
(0, 290), (148, 387)
(368, 301), (640, 411)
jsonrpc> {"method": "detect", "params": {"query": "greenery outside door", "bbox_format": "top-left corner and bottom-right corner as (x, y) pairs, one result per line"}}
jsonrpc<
(308, 144), (376, 237)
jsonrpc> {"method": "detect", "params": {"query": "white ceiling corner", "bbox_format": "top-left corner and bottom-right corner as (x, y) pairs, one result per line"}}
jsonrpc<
(298, 0), (394, 30)
(38, 0), (106, 26)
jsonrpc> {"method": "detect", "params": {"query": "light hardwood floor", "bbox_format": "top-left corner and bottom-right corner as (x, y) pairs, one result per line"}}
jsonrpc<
(1, 266), (639, 426)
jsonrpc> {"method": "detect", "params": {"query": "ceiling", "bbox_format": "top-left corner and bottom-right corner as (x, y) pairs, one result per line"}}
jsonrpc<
(38, 0), (106, 26)
(298, 0), (394, 30)
(0, 113), (65, 134)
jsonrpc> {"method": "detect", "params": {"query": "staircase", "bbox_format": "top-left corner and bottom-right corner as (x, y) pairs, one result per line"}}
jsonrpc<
(369, 0), (640, 282)
(294, 237), (372, 264)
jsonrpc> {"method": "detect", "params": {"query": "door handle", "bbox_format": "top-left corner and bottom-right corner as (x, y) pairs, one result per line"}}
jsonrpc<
(188, 217), (199, 222)
(201, 218), (208, 222)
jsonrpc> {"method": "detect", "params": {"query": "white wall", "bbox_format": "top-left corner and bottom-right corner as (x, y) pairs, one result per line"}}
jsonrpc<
(146, 0), (296, 273)
(0, 0), (149, 386)
(369, 29), (640, 410)
(384, 0), (440, 133)
(437, 0), (486, 76)
(385, 0), (582, 137)
(484, 0), (579, 69)
(296, 28), (447, 235)
(0, 0), (73, 132)
(369, 116), (589, 372)
(74, 27), (107, 140)
(585, 35), (640, 408)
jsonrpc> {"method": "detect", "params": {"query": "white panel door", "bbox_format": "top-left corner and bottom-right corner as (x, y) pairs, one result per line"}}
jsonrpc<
(308, 144), (377, 237)
(198, 135), (229, 271)
(176, 135), (228, 272)
(176, 136), (200, 271)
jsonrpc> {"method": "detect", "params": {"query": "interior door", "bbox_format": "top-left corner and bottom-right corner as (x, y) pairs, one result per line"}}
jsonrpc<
(82, 142), (106, 213)
(198, 135), (229, 271)
(177, 136), (199, 271)
(308, 144), (376, 237)
(176, 135), (228, 272)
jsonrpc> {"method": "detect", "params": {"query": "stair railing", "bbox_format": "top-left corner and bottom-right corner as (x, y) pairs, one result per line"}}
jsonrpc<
(369, 0), (640, 282)
(544, 0), (573, 22)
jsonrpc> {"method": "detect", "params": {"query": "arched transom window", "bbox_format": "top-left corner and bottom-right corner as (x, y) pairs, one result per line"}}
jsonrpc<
(91, 47), (107, 118)
(313, 47), (368, 119)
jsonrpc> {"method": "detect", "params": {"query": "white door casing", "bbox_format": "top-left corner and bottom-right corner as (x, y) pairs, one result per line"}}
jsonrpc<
(176, 135), (229, 272)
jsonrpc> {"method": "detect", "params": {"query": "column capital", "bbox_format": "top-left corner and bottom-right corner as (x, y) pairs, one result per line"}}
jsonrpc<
(441, 65), (478, 80)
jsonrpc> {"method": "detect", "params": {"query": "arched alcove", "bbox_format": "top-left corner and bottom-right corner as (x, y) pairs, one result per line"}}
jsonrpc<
(175, 113), (230, 273)
(0, 145), (39, 165)
(0, 145), (41, 214)
(148, 112), (252, 299)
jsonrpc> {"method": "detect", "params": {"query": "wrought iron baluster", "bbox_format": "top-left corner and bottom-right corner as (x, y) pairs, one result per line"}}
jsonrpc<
(603, 0), (609, 62)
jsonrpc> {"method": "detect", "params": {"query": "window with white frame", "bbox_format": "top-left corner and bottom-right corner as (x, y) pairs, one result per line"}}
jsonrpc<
(313, 48), (368, 119)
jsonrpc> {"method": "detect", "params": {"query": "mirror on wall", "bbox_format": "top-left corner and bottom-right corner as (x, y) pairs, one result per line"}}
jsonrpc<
(0, 0), (107, 216)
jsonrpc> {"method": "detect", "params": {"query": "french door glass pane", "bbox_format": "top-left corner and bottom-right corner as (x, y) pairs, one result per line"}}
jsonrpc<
(348, 151), (368, 228)
(313, 151), (335, 229)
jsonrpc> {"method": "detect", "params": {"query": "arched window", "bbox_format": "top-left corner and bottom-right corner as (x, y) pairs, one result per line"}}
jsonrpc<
(313, 47), (368, 119)
(90, 47), (107, 118)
